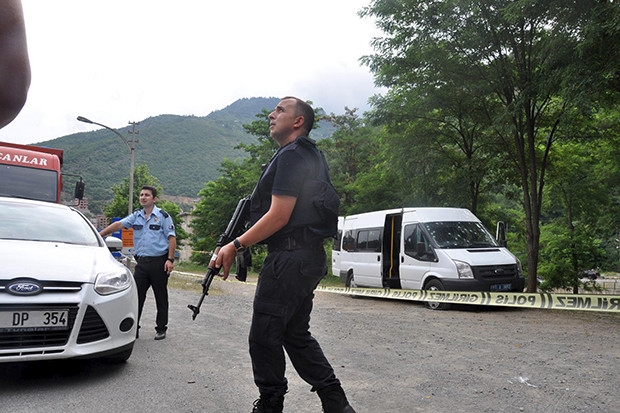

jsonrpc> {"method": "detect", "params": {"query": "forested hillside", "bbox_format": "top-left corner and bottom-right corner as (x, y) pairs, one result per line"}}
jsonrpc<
(37, 97), (280, 214)
(189, 2), (620, 295)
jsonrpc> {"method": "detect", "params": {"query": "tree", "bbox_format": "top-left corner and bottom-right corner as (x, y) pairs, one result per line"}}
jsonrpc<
(104, 163), (187, 245)
(360, 0), (604, 291)
(539, 140), (608, 291)
(190, 103), (327, 265)
(190, 109), (276, 265)
(190, 159), (258, 265)
(320, 108), (382, 215)
(538, 220), (604, 293)
(104, 164), (160, 218)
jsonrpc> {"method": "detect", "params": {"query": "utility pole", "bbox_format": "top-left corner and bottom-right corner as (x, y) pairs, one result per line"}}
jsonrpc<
(76, 116), (140, 216)
(127, 121), (139, 214)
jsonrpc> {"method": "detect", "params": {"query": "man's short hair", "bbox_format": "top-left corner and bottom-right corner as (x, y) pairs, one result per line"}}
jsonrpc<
(141, 185), (158, 198)
(282, 96), (314, 134)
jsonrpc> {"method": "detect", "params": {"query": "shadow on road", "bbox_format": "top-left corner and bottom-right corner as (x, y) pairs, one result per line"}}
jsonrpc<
(0, 358), (127, 389)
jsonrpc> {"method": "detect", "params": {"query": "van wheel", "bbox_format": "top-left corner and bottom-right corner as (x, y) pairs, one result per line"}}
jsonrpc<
(346, 272), (360, 299)
(346, 272), (357, 288)
(424, 279), (450, 310)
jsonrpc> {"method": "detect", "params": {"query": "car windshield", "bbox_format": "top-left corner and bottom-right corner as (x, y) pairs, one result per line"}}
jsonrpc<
(423, 221), (498, 249)
(0, 200), (100, 246)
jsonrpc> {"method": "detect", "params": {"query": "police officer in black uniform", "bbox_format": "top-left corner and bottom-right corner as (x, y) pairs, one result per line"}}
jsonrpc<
(216, 97), (355, 413)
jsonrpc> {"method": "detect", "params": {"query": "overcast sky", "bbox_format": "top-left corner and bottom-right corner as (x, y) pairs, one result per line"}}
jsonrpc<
(0, 0), (384, 145)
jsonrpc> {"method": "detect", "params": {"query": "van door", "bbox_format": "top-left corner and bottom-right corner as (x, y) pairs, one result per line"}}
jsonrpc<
(399, 223), (434, 290)
(331, 227), (342, 278)
(342, 227), (383, 288)
(382, 213), (402, 288)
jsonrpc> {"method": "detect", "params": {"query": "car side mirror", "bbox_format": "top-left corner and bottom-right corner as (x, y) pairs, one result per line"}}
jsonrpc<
(104, 236), (123, 252)
(496, 221), (507, 247)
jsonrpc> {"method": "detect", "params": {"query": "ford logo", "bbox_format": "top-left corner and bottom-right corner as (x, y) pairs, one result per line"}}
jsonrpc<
(7, 279), (43, 296)
(494, 269), (505, 275)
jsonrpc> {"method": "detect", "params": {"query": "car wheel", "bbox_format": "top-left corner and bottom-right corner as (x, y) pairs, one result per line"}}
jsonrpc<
(424, 279), (450, 310)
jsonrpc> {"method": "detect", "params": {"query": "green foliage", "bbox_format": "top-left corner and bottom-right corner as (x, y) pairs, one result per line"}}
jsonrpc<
(320, 108), (385, 215)
(190, 101), (326, 268)
(190, 110), (275, 265)
(359, 0), (617, 292)
(37, 97), (281, 214)
(190, 161), (258, 265)
(41, 97), (336, 215)
(26, 6), (620, 294)
(104, 164), (161, 218)
(157, 199), (189, 246)
(103, 163), (188, 245)
(538, 220), (605, 293)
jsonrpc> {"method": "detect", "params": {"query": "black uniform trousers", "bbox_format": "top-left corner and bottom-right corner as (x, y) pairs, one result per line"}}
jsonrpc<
(249, 247), (340, 397)
(133, 254), (169, 333)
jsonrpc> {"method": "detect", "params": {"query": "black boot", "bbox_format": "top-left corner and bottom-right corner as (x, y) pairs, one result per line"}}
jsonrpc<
(317, 384), (356, 413)
(251, 395), (284, 413)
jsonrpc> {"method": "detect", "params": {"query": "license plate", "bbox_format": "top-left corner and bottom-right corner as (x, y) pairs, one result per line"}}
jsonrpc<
(0, 309), (69, 331)
(490, 283), (511, 292)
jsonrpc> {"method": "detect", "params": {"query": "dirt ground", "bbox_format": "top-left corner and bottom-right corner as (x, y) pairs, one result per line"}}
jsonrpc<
(177, 273), (620, 413)
(2, 272), (616, 413)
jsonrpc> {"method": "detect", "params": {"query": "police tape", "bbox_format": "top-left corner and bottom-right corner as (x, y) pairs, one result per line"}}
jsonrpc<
(173, 271), (620, 313)
(314, 285), (620, 313)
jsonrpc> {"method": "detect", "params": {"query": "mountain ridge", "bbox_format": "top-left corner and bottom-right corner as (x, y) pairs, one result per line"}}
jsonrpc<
(33, 97), (334, 214)
(37, 97), (280, 213)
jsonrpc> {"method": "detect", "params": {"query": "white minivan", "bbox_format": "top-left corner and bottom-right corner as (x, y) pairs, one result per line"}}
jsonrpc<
(331, 207), (525, 309)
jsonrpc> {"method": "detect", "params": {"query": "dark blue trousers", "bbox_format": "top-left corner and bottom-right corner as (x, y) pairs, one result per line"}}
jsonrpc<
(249, 248), (340, 397)
(133, 256), (169, 333)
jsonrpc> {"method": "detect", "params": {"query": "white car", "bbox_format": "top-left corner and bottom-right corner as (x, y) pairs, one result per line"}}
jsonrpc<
(0, 197), (138, 363)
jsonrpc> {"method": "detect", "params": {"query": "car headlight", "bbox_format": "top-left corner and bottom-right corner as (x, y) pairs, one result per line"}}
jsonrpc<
(454, 260), (474, 279)
(516, 258), (524, 278)
(95, 269), (132, 295)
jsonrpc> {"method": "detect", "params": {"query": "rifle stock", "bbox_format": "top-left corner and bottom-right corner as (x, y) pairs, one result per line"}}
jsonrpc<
(188, 197), (250, 320)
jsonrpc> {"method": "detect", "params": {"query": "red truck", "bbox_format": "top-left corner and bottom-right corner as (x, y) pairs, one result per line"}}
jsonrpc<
(0, 141), (83, 203)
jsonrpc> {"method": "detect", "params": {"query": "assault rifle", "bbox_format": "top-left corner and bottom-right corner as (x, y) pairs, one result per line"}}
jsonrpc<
(188, 197), (251, 320)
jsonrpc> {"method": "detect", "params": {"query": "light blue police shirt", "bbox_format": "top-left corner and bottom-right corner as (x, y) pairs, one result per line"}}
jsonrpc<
(120, 205), (176, 257)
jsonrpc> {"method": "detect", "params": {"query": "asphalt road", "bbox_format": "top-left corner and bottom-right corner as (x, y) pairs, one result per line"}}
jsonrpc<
(0, 276), (334, 413)
(0, 273), (618, 413)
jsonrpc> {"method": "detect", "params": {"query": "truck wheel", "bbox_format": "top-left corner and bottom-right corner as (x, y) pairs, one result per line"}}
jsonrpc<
(424, 279), (450, 310)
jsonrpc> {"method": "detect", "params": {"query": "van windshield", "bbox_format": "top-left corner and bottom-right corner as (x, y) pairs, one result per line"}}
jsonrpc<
(423, 221), (498, 249)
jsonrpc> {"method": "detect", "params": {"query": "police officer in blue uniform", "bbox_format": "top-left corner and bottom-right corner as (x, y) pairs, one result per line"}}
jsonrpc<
(216, 97), (356, 413)
(100, 185), (176, 340)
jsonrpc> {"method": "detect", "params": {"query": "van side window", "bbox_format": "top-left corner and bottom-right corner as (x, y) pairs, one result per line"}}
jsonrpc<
(356, 228), (381, 252)
(342, 231), (355, 252)
(404, 224), (434, 261)
(333, 229), (342, 251)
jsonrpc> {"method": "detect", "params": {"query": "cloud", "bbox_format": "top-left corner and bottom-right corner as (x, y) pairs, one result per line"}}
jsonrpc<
(0, 0), (383, 144)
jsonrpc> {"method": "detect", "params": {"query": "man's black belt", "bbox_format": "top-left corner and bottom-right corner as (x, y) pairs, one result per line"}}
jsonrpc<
(135, 253), (168, 263)
(267, 236), (324, 253)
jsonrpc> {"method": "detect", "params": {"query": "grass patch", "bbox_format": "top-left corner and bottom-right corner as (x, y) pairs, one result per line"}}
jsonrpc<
(320, 274), (345, 287)
(175, 261), (207, 274)
(169, 272), (203, 293)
